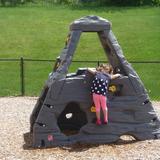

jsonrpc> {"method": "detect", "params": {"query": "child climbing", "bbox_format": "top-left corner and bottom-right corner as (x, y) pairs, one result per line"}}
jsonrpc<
(87, 64), (121, 125)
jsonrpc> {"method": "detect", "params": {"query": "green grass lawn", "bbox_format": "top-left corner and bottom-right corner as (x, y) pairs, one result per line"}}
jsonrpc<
(0, 5), (160, 100)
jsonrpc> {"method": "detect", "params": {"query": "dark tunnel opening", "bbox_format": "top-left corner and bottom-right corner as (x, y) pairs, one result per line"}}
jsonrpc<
(57, 102), (88, 136)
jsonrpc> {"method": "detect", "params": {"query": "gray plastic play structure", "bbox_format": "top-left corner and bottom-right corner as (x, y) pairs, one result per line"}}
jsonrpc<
(27, 16), (160, 148)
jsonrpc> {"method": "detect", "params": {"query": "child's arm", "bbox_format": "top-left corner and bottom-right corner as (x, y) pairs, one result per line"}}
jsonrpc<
(110, 73), (121, 79)
(87, 67), (96, 75)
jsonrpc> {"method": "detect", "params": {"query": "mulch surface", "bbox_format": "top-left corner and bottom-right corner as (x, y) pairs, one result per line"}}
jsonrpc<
(0, 97), (160, 160)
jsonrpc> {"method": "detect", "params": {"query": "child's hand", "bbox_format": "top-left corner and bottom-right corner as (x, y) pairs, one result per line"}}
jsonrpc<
(111, 73), (121, 79)
(87, 68), (96, 74)
(117, 73), (121, 77)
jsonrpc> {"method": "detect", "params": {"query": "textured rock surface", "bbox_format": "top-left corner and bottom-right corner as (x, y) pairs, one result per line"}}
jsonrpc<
(29, 16), (160, 148)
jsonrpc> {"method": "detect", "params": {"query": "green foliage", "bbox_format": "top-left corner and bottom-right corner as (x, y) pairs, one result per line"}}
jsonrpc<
(57, 0), (79, 4)
(152, 0), (160, 6)
(0, 0), (32, 6)
(107, 0), (151, 6)
(0, 0), (17, 6)
(51, 0), (160, 6)
(1, 0), (160, 6)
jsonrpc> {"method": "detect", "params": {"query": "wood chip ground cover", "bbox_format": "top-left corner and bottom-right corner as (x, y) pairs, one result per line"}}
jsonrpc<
(0, 97), (160, 160)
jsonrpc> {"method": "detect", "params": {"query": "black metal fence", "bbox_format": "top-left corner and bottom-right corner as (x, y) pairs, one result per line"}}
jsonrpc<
(0, 57), (160, 96)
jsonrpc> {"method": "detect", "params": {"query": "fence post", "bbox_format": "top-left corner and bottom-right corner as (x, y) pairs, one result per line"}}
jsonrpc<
(20, 57), (25, 96)
(97, 61), (100, 66)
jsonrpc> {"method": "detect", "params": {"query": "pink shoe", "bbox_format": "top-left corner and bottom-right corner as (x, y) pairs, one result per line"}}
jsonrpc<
(103, 120), (108, 124)
(96, 119), (102, 125)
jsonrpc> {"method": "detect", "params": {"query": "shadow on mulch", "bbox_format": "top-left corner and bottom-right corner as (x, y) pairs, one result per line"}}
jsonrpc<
(23, 132), (138, 152)
(23, 132), (33, 150)
(61, 138), (138, 152)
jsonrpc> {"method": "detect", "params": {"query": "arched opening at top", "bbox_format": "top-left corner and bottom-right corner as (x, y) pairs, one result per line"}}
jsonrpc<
(68, 32), (108, 73)
(57, 102), (88, 136)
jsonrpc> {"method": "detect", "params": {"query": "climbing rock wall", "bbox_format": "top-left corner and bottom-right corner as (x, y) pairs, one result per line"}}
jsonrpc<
(27, 16), (160, 148)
